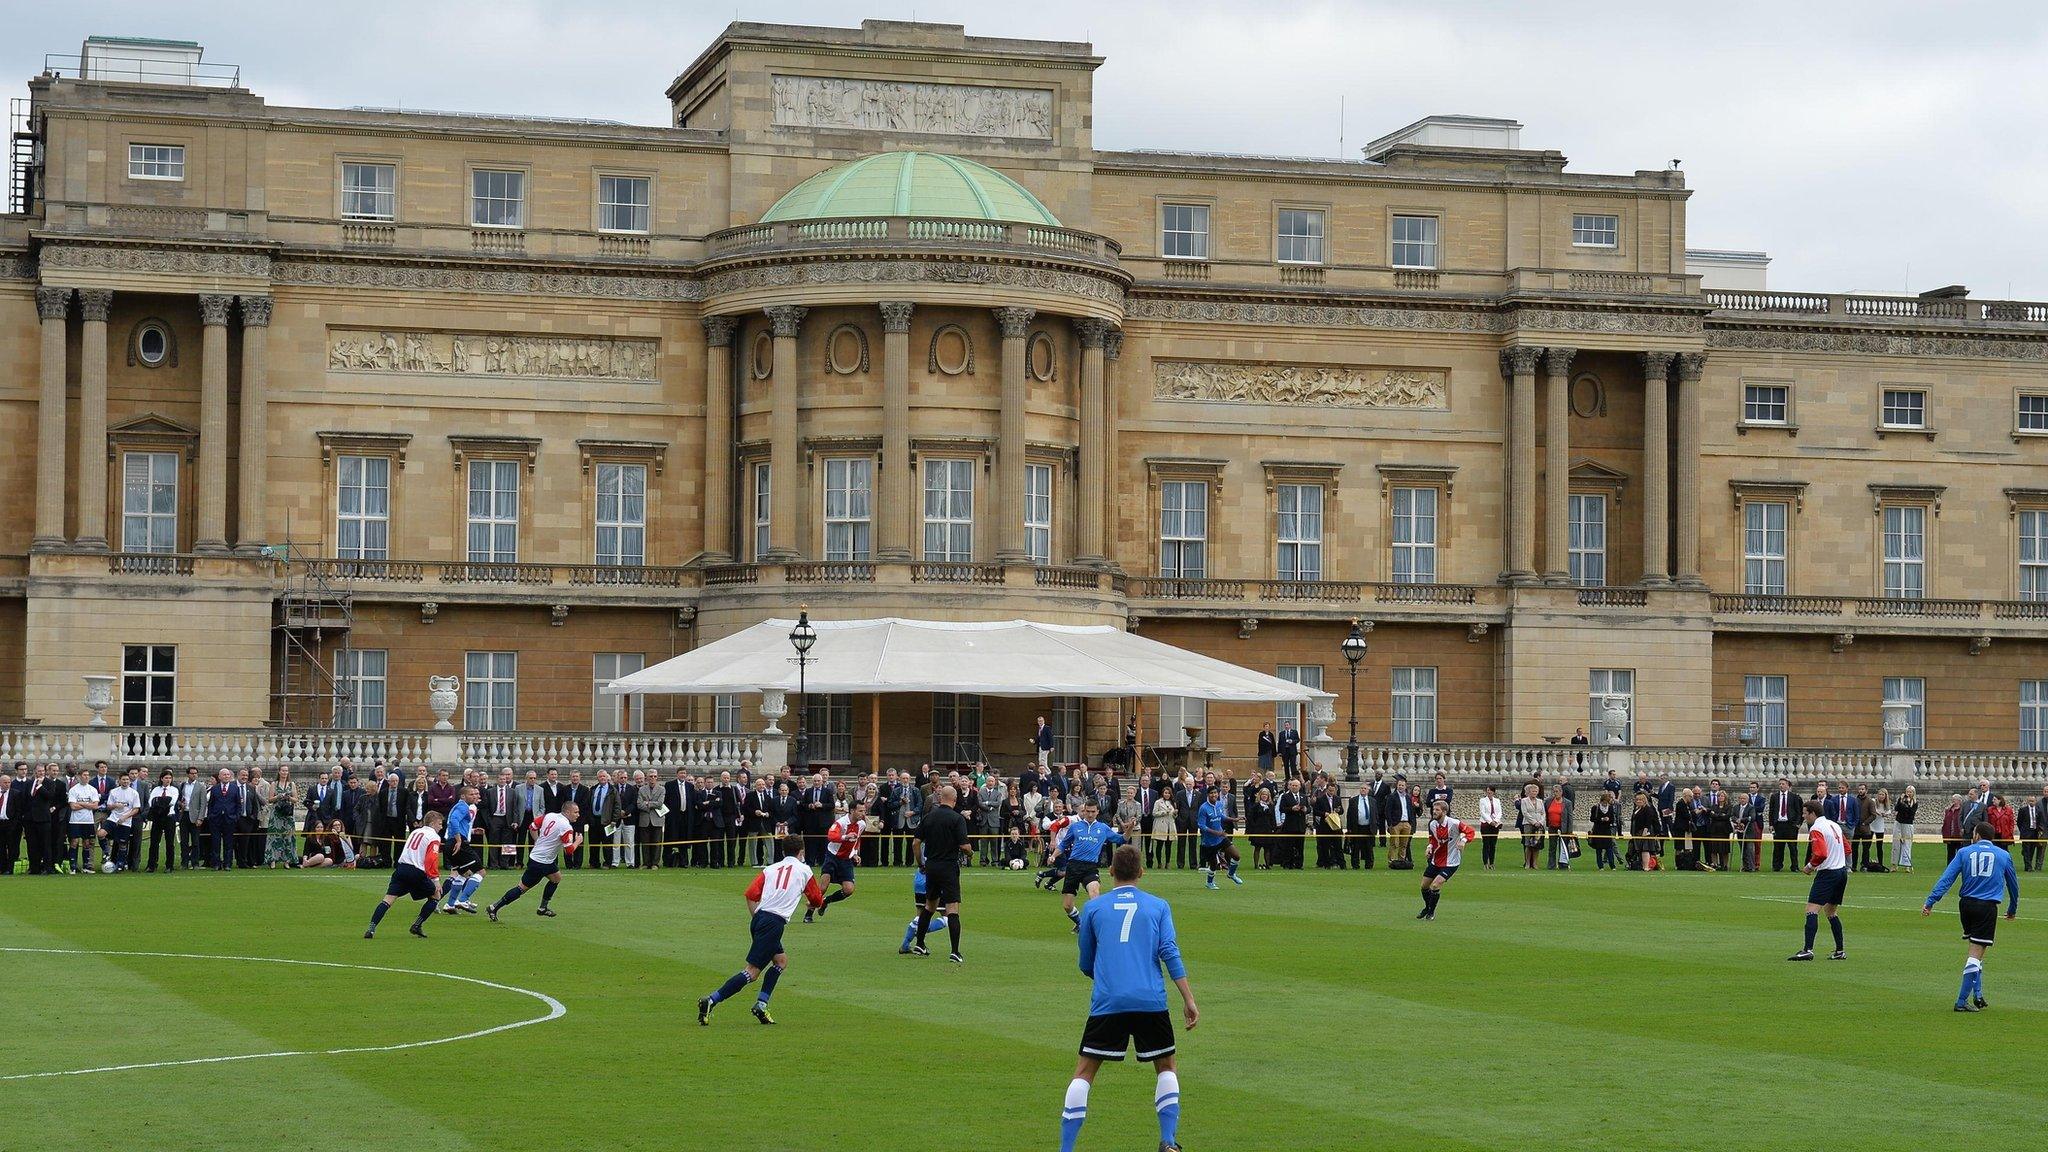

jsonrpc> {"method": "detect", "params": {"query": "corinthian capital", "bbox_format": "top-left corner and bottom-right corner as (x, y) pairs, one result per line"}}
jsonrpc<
(1640, 350), (1676, 381)
(76, 289), (114, 323)
(1499, 345), (1542, 378)
(764, 305), (807, 339)
(700, 314), (738, 348)
(198, 294), (235, 327)
(239, 296), (273, 328)
(1072, 318), (1116, 350)
(1674, 351), (1707, 382)
(1541, 346), (1577, 377)
(878, 301), (915, 334)
(35, 285), (70, 320)
(993, 306), (1036, 340)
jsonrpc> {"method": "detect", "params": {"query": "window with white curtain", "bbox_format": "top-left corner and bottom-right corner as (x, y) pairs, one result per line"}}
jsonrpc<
(1882, 505), (1925, 598)
(2023, 681), (2048, 751)
(466, 460), (519, 563)
(1392, 667), (1438, 744)
(1276, 208), (1324, 264)
(1051, 696), (1082, 764)
(336, 455), (390, 561)
(1588, 669), (1634, 745)
(121, 451), (178, 554)
(335, 649), (387, 730)
(1568, 494), (1606, 588)
(1391, 214), (1438, 268)
(1161, 203), (1209, 260)
(464, 651), (517, 731)
(823, 458), (872, 562)
(751, 462), (771, 561)
(1743, 674), (1787, 748)
(594, 463), (646, 566)
(1883, 677), (1925, 749)
(1391, 486), (1437, 584)
(2020, 509), (2048, 601)
(596, 175), (651, 233)
(1276, 483), (1323, 581)
(341, 162), (396, 220)
(1744, 501), (1788, 595)
(1159, 481), (1207, 579)
(922, 459), (974, 562)
(592, 653), (645, 732)
(470, 169), (525, 228)
(1025, 463), (1053, 565)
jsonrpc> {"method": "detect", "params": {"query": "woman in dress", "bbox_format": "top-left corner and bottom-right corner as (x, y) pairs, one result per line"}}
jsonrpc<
(1865, 787), (1892, 871)
(1587, 791), (1619, 871)
(1150, 790), (1178, 870)
(1246, 786), (1276, 869)
(264, 766), (300, 867)
(1517, 783), (1546, 870)
(1892, 785), (1919, 872)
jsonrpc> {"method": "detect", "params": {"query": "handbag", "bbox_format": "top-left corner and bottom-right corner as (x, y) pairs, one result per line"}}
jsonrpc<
(1565, 835), (1582, 859)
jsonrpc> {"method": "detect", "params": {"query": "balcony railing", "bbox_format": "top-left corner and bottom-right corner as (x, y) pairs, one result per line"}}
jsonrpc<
(704, 215), (1121, 264)
(4, 727), (758, 772)
(1713, 593), (2048, 628)
(298, 558), (694, 589)
(1709, 289), (2048, 327)
(911, 562), (1004, 585)
(458, 732), (760, 771)
(1128, 577), (1483, 607)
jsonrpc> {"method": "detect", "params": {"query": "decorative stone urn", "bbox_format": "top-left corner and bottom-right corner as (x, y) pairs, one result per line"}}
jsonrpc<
(759, 688), (788, 735)
(1602, 694), (1630, 746)
(1881, 701), (1911, 750)
(82, 674), (116, 727)
(1308, 697), (1337, 744)
(428, 676), (460, 731)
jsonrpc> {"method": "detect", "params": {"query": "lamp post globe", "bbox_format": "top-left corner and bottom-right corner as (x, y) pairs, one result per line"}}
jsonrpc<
(1340, 621), (1368, 782)
(789, 608), (817, 768)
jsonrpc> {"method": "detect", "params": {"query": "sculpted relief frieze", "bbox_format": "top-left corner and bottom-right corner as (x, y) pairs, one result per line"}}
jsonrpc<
(771, 75), (1054, 139)
(1154, 360), (1449, 410)
(326, 329), (658, 382)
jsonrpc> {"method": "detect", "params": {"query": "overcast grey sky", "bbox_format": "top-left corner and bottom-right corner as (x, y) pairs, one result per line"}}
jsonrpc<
(13, 1), (2048, 298)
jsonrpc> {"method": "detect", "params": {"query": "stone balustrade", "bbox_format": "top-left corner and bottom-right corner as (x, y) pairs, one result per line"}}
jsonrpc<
(1709, 289), (2048, 326)
(0, 727), (764, 772)
(704, 215), (1120, 264)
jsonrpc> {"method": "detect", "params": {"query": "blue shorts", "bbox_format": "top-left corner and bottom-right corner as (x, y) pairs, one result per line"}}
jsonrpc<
(822, 855), (855, 886)
(1424, 863), (1458, 882)
(745, 909), (788, 968)
(1807, 868), (1848, 907)
(521, 858), (561, 888)
(385, 863), (437, 901)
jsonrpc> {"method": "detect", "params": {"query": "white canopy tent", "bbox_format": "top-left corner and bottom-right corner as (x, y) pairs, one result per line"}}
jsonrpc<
(603, 617), (1336, 705)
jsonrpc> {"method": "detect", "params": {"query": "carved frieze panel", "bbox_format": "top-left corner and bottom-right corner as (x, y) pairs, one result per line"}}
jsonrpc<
(770, 75), (1053, 139)
(1153, 360), (1449, 410)
(326, 329), (658, 381)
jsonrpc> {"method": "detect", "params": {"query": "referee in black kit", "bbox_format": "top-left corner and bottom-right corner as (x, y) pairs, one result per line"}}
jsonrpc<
(912, 784), (973, 963)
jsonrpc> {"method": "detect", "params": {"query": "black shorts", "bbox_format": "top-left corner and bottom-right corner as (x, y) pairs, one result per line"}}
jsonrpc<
(1201, 840), (1232, 869)
(822, 855), (856, 886)
(1807, 868), (1848, 907)
(447, 843), (482, 874)
(385, 863), (437, 901)
(1061, 866), (1101, 895)
(1424, 863), (1458, 882)
(1080, 1011), (1175, 1062)
(746, 909), (787, 969)
(921, 862), (961, 906)
(521, 858), (561, 888)
(1959, 897), (1999, 946)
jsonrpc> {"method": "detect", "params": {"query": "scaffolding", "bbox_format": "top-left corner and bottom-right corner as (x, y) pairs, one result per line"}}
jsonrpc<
(271, 535), (355, 728)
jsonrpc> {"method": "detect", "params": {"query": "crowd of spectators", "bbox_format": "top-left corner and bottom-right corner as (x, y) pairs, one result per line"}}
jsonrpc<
(1, 756), (2042, 880)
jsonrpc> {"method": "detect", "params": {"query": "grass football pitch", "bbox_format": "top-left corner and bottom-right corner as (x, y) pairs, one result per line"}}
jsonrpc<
(2, 862), (2037, 1151)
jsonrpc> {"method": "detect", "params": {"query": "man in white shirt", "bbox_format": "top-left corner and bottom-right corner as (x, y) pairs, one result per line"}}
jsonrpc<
(66, 772), (101, 875)
(145, 770), (181, 872)
(486, 801), (580, 921)
(104, 772), (142, 873)
(1790, 799), (1850, 962)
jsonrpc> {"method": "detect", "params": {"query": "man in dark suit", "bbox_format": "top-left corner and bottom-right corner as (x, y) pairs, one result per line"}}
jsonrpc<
(1655, 777), (1678, 861)
(1275, 778), (1308, 869)
(562, 771), (593, 868)
(538, 769), (565, 815)
(0, 766), (23, 875)
(1767, 777), (1802, 871)
(26, 764), (65, 874)
(1346, 784), (1376, 869)
(1368, 771), (1396, 847)
(745, 775), (775, 867)
(1173, 777), (1202, 869)
(1821, 783), (1859, 865)
(662, 769), (692, 867)
(1256, 725), (1277, 775)
(799, 772), (833, 868)
(303, 770), (333, 836)
(1131, 774), (1157, 852)
(1276, 720), (1301, 777)
(585, 770), (618, 868)
(1033, 715), (1055, 773)
(203, 769), (242, 870)
(481, 769), (520, 870)
(1382, 776), (1418, 866)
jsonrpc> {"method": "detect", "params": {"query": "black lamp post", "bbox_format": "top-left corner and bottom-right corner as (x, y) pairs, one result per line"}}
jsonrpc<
(789, 608), (817, 769)
(1340, 620), (1368, 782)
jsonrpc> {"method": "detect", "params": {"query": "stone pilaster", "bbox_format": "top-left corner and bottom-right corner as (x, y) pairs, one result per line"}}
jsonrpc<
(74, 290), (115, 552)
(194, 293), (235, 554)
(700, 314), (738, 564)
(993, 306), (1036, 562)
(762, 305), (806, 562)
(1101, 329), (1123, 572)
(1541, 346), (1576, 585)
(877, 302), (915, 562)
(1639, 350), (1676, 587)
(1073, 318), (1115, 567)
(234, 296), (273, 555)
(1501, 345), (1541, 583)
(32, 286), (71, 552)
(1674, 351), (1707, 589)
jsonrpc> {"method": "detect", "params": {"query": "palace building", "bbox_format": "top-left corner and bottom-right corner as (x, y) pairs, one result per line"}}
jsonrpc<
(3, 21), (2046, 769)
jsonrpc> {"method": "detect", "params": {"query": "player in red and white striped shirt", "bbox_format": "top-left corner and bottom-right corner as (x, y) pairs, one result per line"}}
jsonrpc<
(1416, 800), (1477, 922)
(487, 800), (580, 921)
(698, 834), (825, 1026)
(806, 800), (865, 923)
(364, 810), (445, 939)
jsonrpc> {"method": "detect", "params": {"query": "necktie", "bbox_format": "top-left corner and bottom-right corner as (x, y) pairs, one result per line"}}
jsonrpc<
(496, 791), (506, 816)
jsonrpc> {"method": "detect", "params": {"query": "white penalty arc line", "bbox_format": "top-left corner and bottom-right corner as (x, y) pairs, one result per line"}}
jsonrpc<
(0, 947), (567, 1081)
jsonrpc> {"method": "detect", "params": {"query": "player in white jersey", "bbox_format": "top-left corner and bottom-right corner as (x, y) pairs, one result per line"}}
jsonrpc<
(486, 800), (580, 921)
(699, 835), (825, 1026)
(1790, 799), (1850, 961)
(364, 810), (445, 939)
(1416, 799), (1478, 921)
(807, 800), (865, 923)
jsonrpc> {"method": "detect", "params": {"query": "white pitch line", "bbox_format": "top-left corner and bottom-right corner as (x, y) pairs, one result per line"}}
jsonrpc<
(0, 947), (566, 1081)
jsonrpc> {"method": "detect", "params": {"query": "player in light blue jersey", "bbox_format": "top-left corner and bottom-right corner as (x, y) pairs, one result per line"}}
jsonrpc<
(1196, 786), (1240, 890)
(1922, 820), (2019, 1012)
(897, 848), (948, 954)
(1062, 844), (1198, 1152)
(440, 785), (485, 913)
(1055, 800), (1126, 931)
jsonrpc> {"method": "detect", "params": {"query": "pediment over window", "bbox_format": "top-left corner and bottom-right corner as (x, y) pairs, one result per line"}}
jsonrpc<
(107, 413), (199, 461)
(1568, 458), (1629, 503)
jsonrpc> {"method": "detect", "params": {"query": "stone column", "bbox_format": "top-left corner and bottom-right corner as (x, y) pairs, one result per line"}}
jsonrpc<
(762, 305), (806, 562)
(233, 296), (272, 555)
(1541, 346), (1576, 585)
(1102, 330), (1123, 570)
(74, 290), (114, 552)
(877, 302), (915, 562)
(32, 286), (71, 552)
(1073, 318), (1113, 567)
(1501, 345), (1541, 583)
(1639, 350), (1675, 587)
(993, 306), (1036, 562)
(699, 315), (737, 564)
(194, 294), (235, 554)
(1673, 351), (1706, 588)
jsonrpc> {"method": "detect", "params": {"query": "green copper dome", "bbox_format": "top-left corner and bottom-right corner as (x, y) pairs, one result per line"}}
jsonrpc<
(760, 151), (1060, 226)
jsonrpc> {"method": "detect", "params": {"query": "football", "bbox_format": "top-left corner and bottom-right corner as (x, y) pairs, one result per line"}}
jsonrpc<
(100, 861), (116, 874)
(1008, 859), (1025, 870)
